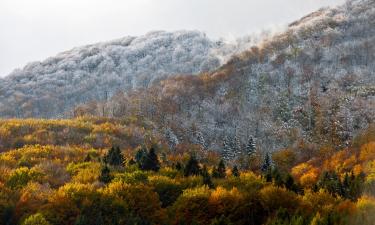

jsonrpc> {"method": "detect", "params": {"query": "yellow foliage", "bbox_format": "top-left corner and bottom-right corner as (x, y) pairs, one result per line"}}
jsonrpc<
(302, 189), (337, 213)
(299, 168), (320, 188)
(272, 148), (296, 171)
(360, 142), (375, 162)
(259, 185), (299, 212)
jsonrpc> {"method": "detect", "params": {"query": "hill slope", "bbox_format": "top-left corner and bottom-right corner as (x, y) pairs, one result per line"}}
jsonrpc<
(93, 0), (375, 153)
(0, 31), (252, 118)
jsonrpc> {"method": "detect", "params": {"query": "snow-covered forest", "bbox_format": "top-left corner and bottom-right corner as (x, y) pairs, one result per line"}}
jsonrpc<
(0, 31), (254, 118)
(78, 0), (375, 155)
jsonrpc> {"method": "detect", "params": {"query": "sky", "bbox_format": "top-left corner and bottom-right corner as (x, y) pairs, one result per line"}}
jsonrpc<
(0, 0), (346, 77)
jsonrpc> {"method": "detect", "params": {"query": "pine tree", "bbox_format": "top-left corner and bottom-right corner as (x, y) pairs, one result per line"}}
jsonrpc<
(213, 159), (226, 178)
(139, 147), (160, 171)
(175, 162), (182, 171)
(222, 136), (234, 161)
(135, 146), (147, 164)
(232, 165), (240, 177)
(245, 136), (256, 156)
(232, 133), (242, 157)
(104, 146), (124, 166)
(165, 128), (179, 150)
(184, 155), (201, 177)
(195, 131), (207, 150)
(99, 164), (112, 183)
(261, 152), (272, 172)
(201, 165), (213, 188)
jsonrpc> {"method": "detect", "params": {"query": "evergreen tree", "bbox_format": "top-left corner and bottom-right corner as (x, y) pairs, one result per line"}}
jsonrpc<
(104, 146), (124, 166)
(201, 165), (213, 188)
(245, 136), (256, 156)
(232, 165), (240, 177)
(222, 136), (234, 161)
(165, 128), (179, 150)
(135, 146), (147, 164)
(99, 164), (112, 183)
(184, 155), (201, 176)
(139, 147), (160, 171)
(233, 133), (242, 156)
(213, 159), (226, 178)
(285, 173), (299, 193)
(272, 167), (284, 187)
(175, 162), (183, 171)
(261, 152), (272, 172)
(195, 131), (207, 150)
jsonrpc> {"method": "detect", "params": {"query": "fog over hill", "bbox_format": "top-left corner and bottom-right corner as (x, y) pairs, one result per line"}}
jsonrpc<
(0, 30), (254, 118)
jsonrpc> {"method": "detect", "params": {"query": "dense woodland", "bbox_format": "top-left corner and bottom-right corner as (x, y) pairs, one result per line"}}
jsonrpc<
(73, 0), (375, 154)
(0, 118), (374, 225)
(0, 0), (374, 224)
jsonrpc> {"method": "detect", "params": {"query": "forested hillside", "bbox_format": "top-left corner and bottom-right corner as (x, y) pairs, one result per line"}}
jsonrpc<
(0, 0), (374, 224)
(81, 0), (375, 154)
(0, 31), (253, 118)
(0, 118), (374, 225)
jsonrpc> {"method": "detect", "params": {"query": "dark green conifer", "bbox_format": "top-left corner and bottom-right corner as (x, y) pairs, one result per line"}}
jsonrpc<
(104, 146), (124, 166)
(99, 164), (112, 183)
(184, 155), (201, 176)
(232, 165), (240, 177)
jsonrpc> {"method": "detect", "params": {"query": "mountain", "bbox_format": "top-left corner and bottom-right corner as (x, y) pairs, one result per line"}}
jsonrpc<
(0, 31), (253, 118)
(86, 0), (375, 153)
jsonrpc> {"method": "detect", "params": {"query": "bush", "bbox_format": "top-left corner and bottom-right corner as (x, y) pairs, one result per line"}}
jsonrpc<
(22, 213), (51, 225)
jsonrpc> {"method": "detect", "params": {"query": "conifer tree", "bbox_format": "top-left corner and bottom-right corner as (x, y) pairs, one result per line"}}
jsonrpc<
(175, 162), (182, 171)
(99, 164), (112, 183)
(261, 152), (272, 172)
(139, 147), (160, 171)
(222, 136), (234, 161)
(135, 146), (147, 164)
(104, 146), (124, 166)
(246, 136), (256, 156)
(233, 133), (242, 156)
(213, 159), (226, 178)
(232, 165), (240, 177)
(184, 155), (201, 176)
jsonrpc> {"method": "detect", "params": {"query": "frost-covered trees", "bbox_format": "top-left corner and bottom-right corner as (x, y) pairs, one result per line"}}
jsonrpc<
(222, 136), (235, 161)
(165, 128), (179, 150)
(246, 136), (256, 156)
(0, 31), (251, 118)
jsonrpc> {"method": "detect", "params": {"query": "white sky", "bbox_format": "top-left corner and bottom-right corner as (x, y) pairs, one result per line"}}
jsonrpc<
(0, 0), (346, 77)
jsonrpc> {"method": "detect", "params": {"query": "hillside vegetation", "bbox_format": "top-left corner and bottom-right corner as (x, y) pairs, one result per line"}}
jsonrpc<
(0, 118), (374, 225)
(79, 0), (375, 154)
(0, 31), (253, 118)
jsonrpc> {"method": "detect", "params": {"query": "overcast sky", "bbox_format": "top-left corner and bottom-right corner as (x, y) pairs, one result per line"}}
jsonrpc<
(0, 0), (346, 77)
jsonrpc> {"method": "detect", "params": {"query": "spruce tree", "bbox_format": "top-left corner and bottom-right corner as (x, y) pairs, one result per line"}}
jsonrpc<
(139, 147), (160, 171)
(213, 159), (226, 178)
(175, 162), (182, 171)
(104, 146), (124, 166)
(222, 136), (234, 161)
(232, 165), (240, 177)
(246, 136), (256, 156)
(99, 164), (112, 183)
(184, 155), (201, 176)
(135, 146), (147, 164)
(233, 133), (242, 156)
(261, 152), (272, 172)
